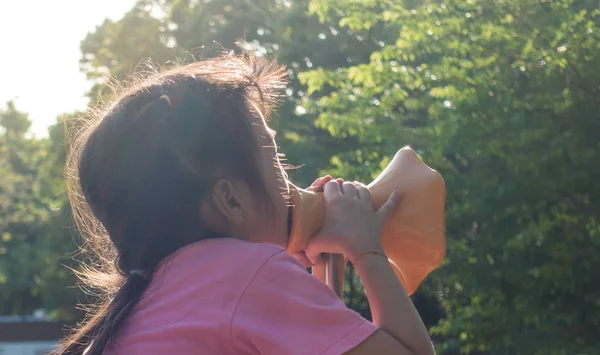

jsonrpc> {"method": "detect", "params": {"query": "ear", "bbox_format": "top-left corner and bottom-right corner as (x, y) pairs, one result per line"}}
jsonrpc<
(210, 179), (246, 225)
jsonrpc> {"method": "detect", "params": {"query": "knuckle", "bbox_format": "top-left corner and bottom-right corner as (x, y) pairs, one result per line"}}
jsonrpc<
(329, 194), (345, 205)
(324, 180), (338, 189)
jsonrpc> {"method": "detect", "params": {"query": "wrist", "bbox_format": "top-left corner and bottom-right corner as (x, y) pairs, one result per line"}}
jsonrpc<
(351, 249), (387, 265)
(344, 241), (384, 263)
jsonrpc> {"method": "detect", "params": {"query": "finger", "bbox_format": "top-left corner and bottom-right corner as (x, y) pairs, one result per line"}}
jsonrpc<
(306, 185), (322, 193)
(336, 178), (344, 185)
(353, 181), (371, 202)
(316, 175), (333, 187)
(311, 175), (331, 186)
(305, 244), (324, 265)
(307, 176), (333, 192)
(292, 251), (313, 268)
(306, 185), (320, 192)
(341, 181), (359, 198)
(323, 180), (342, 200)
(377, 190), (402, 222)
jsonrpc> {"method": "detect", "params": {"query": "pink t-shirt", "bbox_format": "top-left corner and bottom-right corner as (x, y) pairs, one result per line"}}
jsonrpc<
(104, 238), (377, 354)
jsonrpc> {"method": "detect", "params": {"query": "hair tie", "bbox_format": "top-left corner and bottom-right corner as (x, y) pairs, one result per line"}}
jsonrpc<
(129, 269), (146, 278)
(159, 94), (172, 106)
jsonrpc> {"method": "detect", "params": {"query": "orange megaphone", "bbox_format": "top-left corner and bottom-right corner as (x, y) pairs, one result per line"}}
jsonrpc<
(286, 146), (446, 295)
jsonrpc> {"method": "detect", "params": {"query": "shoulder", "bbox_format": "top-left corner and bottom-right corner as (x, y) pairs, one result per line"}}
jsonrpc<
(124, 239), (290, 339)
(232, 250), (339, 318)
(141, 238), (289, 315)
(230, 250), (377, 354)
(238, 246), (317, 293)
(152, 237), (287, 284)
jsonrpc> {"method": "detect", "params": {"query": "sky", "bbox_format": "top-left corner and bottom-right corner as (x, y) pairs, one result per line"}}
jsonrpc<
(0, 0), (137, 137)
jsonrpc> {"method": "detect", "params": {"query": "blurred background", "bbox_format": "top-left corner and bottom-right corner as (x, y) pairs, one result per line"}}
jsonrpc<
(0, 0), (598, 354)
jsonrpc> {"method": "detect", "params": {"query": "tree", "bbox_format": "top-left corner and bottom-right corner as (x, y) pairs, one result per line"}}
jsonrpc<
(76, 0), (445, 321)
(301, 0), (600, 353)
(79, 0), (369, 183)
(0, 103), (79, 319)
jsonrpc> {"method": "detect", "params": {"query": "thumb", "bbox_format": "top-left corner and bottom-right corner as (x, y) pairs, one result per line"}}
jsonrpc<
(377, 190), (402, 222)
(305, 244), (322, 266)
(305, 242), (328, 266)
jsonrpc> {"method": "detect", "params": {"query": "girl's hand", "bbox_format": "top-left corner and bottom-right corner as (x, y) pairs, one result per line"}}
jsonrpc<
(304, 180), (401, 264)
(291, 175), (344, 278)
(305, 175), (344, 193)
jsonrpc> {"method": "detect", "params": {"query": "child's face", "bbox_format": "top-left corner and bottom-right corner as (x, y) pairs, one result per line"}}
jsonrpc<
(244, 111), (291, 248)
(199, 108), (290, 248)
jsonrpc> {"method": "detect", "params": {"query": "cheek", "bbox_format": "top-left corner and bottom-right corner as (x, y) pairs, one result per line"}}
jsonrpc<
(266, 176), (289, 226)
(245, 187), (289, 247)
(250, 144), (290, 239)
(261, 168), (291, 242)
(261, 149), (289, 204)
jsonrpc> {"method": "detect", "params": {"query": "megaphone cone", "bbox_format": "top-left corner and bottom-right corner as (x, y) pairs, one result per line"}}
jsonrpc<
(287, 146), (445, 295)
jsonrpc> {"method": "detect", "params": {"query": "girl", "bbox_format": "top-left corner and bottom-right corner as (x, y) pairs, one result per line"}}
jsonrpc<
(56, 52), (434, 355)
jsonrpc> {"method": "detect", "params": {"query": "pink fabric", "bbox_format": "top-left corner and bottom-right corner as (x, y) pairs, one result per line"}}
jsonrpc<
(104, 238), (377, 355)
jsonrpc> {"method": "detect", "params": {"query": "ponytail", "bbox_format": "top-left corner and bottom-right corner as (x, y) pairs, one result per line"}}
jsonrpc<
(54, 273), (150, 355)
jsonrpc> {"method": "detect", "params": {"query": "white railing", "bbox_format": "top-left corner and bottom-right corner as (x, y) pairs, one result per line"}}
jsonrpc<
(0, 341), (58, 355)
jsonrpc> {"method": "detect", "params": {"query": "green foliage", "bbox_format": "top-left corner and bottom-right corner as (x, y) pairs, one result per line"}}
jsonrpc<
(304, 0), (600, 353)
(76, 0), (396, 317)
(4, 0), (388, 319)
(0, 104), (78, 319)
(3, 0), (599, 353)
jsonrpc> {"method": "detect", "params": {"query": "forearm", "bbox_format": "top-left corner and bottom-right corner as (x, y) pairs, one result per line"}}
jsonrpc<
(354, 253), (434, 355)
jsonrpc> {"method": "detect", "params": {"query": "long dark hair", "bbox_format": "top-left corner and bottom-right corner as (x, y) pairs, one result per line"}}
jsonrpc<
(56, 52), (287, 355)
